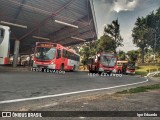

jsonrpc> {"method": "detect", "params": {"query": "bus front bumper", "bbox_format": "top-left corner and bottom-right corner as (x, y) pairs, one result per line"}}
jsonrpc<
(126, 70), (135, 74)
(99, 67), (114, 73)
(33, 62), (56, 69)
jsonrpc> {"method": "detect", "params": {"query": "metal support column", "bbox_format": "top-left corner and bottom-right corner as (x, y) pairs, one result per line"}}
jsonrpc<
(13, 40), (20, 67)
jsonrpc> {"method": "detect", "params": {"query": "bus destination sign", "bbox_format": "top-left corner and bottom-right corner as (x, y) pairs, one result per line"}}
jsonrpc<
(36, 43), (57, 47)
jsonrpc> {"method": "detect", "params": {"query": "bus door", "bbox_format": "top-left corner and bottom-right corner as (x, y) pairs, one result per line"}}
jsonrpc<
(116, 62), (122, 73)
(122, 63), (127, 74)
(0, 26), (10, 65)
(62, 49), (68, 69)
(55, 49), (62, 69)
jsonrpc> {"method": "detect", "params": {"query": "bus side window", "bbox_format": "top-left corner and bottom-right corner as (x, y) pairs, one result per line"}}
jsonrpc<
(57, 49), (61, 59)
(0, 29), (5, 38)
(68, 51), (71, 59)
(0, 29), (5, 44)
(62, 49), (66, 58)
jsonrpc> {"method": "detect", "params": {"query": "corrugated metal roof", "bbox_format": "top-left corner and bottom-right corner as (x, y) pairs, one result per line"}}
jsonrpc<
(0, 0), (97, 54)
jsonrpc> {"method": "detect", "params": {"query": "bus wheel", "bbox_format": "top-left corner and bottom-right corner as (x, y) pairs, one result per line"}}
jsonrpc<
(94, 67), (97, 73)
(89, 70), (93, 73)
(98, 71), (102, 75)
(60, 64), (64, 71)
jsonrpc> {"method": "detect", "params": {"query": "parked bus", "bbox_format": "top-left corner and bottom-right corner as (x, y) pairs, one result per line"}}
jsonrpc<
(116, 60), (135, 74)
(88, 53), (117, 74)
(33, 42), (80, 71)
(0, 25), (10, 65)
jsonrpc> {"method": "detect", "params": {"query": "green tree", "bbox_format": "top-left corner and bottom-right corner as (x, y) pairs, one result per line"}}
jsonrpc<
(89, 41), (98, 56)
(97, 35), (115, 53)
(146, 7), (160, 53)
(104, 19), (123, 53)
(79, 41), (98, 65)
(79, 46), (90, 65)
(127, 50), (139, 62)
(118, 50), (126, 60)
(132, 17), (149, 63)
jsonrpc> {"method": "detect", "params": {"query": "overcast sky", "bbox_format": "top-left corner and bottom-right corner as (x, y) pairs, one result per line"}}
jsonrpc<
(93, 0), (160, 52)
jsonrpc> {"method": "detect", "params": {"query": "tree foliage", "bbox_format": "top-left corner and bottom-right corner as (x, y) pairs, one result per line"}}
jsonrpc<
(145, 8), (160, 53)
(97, 35), (115, 53)
(104, 19), (123, 53)
(126, 50), (139, 62)
(118, 50), (126, 60)
(132, 17), (149, 63)
(132, 7), (160, 63)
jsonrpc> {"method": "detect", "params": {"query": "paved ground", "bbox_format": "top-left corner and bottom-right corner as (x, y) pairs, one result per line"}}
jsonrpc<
(35, 89), (160, 120)
(0, 71), (159, 120)
(1, 86), (160, 120)
(0, 71), (147, 102)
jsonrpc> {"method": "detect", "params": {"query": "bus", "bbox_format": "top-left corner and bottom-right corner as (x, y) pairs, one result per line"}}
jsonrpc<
(116, 60), (135, 74)
(88, 53), (117, 74)
(0, 25), (10, 65)
(33, 42), (80, 71)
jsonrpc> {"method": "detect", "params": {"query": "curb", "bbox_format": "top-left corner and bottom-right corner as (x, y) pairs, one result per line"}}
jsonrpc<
(0, 67), (31, 72)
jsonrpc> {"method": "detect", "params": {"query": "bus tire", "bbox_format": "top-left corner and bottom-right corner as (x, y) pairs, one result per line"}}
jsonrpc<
(89, 70), (93, 73)
(98, 71), (102, 75)
(94, 67), (97, 73)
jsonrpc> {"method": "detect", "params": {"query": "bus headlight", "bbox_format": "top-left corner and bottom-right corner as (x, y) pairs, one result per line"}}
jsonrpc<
(99, 68), (104, 71)
(51, 62), (54, 65)
(112, 69), (116, 73)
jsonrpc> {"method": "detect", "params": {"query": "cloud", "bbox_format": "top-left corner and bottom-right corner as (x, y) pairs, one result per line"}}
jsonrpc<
(112, 0), (139, 13)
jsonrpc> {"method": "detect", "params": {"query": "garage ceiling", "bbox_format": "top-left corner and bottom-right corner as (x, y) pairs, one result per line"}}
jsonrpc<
(0, 0), (97, 54)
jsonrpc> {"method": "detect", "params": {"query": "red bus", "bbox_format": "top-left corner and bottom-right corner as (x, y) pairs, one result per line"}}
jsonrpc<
(116, 61), (135, 74)
(88, 53), (117, 74)
(33, 42), (80, 71)
(0, 25), (10, 65)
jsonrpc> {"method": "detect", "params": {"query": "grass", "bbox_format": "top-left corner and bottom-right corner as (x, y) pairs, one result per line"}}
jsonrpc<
(135, 70), (148, 76)
(135, 65), (160, 76)
(116, 84), (160, 94)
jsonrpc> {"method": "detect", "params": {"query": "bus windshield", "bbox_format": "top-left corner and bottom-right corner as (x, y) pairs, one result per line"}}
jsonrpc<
(35, 47), (56, 60)
(101, 55), (117, 67)
(0, 29), (4, 44)
(127, 62), (135, 70)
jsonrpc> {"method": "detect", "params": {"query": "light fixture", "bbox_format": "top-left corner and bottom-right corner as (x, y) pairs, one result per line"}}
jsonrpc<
(71, 37), (86, 41)
(32, 36), (50, 40)
(55, 20), (79, 28)
(0, 21), (27, 29)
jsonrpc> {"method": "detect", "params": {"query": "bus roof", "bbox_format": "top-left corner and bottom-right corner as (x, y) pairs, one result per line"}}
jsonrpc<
(117, 60), (128, 63)
(36, 42), (80, 55)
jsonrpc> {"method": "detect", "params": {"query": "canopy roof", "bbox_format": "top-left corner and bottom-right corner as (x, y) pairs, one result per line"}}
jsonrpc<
(0, 0), (97, 54)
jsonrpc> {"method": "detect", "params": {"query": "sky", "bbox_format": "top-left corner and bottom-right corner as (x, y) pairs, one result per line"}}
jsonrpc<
(93, 0), (160, 52)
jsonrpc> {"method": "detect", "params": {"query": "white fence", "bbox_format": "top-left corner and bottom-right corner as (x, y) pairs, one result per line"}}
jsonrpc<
(146, 71), (160, 77)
